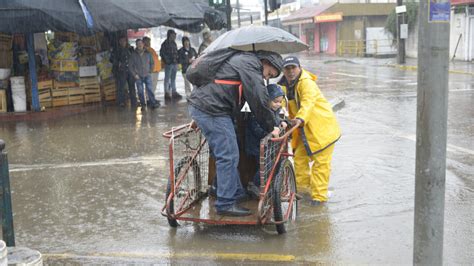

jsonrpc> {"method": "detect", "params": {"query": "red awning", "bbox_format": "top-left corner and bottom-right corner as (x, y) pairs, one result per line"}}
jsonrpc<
(451, 0), (474, 5)
(282, 4), (334, 26)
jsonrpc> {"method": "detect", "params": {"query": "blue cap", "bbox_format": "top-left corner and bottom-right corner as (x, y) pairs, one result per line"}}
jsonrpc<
(267, 84), (285, 100)
(283, 56), (300, 68)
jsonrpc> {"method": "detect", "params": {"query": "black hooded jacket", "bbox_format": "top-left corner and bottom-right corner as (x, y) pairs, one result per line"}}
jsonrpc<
(188, 51), (282, 132)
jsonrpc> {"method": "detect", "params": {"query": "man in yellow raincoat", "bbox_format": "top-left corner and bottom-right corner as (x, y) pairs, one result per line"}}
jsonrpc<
(278, 56), (341, 206)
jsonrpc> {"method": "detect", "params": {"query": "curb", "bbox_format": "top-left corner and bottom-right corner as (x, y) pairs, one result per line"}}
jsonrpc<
(386, 64), (474, 76)
(330, 97), (345, 112)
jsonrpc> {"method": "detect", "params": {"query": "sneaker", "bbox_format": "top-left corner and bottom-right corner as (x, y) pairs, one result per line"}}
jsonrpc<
(247, 182), (260, 199)
(327, 191), (333, 199)
(172, 92), (183, 100)
(165, 93), (172, 100)
(310, 200), (325, 206)
(237, 193), (251, 203)
(152, 101), (161, 109)
(209, 185), (217, 198)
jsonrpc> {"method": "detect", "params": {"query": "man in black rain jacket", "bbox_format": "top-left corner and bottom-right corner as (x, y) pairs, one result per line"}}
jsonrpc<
(188, 50), (284, 216)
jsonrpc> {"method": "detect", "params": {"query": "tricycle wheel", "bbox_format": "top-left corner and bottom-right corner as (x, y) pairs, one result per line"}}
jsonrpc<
(165, 181), (179, 227)
(273, 159), (298, 234)
(165, 156), (202, 227)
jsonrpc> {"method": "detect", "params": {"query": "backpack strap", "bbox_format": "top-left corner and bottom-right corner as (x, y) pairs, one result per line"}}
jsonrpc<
(214, 79), (243, 105)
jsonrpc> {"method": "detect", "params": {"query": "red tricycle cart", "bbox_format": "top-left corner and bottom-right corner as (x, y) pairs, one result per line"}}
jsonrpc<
(161, 122), (298, 234)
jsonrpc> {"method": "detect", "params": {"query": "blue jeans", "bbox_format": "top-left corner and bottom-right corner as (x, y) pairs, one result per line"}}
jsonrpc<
(189, 105), (246, 211)
(116, 72), (137, 106)
(164, 64), (178, 94)
(135, 74), (158, 106)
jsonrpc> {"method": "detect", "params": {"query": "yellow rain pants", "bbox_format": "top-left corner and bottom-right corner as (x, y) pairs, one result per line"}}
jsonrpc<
(294, 142), (335, 202)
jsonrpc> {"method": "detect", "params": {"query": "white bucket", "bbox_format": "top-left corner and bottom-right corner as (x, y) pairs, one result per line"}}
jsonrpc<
(0, 240), (7, 266)
(10, 77), (26, 112)
(10, 76), (25, 86)
(0, 69), (11, 80)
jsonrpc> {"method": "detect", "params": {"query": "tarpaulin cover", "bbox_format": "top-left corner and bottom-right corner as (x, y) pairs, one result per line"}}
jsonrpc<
(0, 0), (223, 34)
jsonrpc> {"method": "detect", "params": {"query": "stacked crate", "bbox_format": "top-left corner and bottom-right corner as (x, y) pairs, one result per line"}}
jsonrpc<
(52, 82), (77, 107)
(101, 79), (116, 101)
(0, 90), (6, 113)
(68, 87), (85, 105)
(80, 77), (101, 103)
(0, 34), (12, 69)
(37, 80), (53, 108)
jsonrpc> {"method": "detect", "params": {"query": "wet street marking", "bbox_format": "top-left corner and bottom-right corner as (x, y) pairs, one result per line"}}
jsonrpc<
(332, 72), (368, 78)
(393, 132), (474, 155)
(43, 252), (296, 262)
(9, 155), (167, 172)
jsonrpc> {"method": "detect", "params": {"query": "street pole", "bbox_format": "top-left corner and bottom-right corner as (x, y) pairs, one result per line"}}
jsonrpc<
(413, 0), (450, 265)
(0, 140), (15, 247)
(226, 0), (232, 31)
(236, 0), (241, 27)
(396, 0), (406, 64)
(26, 33), (40, 112)
(264, 0), (268, 25)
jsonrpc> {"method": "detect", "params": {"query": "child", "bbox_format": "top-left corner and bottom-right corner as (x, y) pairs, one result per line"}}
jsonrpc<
(245, 84), (287, 199)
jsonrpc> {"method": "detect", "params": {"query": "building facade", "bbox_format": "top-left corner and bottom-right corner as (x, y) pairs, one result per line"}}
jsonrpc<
(450, 0), (474, 61)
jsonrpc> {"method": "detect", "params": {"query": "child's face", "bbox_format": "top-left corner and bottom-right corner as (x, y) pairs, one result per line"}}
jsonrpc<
(270, 96), (284, 111)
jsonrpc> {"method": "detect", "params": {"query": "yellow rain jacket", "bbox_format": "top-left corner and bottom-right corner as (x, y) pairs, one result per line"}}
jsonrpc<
(279, 69), (341, 155)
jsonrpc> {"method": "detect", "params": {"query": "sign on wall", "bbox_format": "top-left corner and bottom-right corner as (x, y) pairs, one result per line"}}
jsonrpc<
(429, 0), (451, 23)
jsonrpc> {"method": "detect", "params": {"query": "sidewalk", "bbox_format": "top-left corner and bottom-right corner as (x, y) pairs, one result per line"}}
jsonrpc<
(386, 57), (474, 76)
(303, 53), (473, 76)
(0, 103), (102, 122)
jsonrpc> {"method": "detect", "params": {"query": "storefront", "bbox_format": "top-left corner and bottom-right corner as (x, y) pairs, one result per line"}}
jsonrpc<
(282, 5), (340, 54)
(450, 0), (474, 61)
(0, 32), (119, 113)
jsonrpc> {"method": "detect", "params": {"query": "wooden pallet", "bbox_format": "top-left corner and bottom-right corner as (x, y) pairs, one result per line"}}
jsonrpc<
(81, 77), (101, 101)
(0, 34), (12, 50)
(79, 76), (99, 86)
(102, 79), (116, 101)
(40, 100), (52, 108)
(54, 81), (79, 90)
(0, 90), (6, 113)
(37, 80), (53, 108)
(84, 94), (101, 103)
(52, 97), (69, 107)
(38, 80), (53, 90)
(68, 87), (85, 105)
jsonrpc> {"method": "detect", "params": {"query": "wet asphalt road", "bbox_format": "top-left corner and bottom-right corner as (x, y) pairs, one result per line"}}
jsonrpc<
(1, 55), (473, 264)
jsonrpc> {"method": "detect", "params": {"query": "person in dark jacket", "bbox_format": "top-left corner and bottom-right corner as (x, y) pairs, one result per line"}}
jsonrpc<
(111, 36), (136, 106)
(198, 31), (213, 55)
(245, 84), (287, 198)
(188, 50), (285, 216)
(160, 29), (181, 100)
(178, 36), (197, 98)
(129, 39), (160, 109)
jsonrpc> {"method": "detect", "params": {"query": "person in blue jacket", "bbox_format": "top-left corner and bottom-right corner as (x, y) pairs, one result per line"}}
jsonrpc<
(245, 84), (288, 198)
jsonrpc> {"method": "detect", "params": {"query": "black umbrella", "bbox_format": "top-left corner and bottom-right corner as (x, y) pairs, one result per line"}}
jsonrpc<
(0, 0), (225, 34)
(0, 0), (90, 34)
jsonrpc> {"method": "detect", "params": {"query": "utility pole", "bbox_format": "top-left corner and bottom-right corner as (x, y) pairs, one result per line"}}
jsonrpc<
(396, 0), (406, 64)
(264, 0), (268, 25)
(236, 0), (241, 27)
(413, 0), (450, 265)
(226, 0), (232, 31)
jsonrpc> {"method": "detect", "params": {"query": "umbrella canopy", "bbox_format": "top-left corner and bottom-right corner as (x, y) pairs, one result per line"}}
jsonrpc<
(84, 0), (215, 33)
(0, 0), (90, 34)
(0, 0), (224, 34)
(204, 25), (309, 55)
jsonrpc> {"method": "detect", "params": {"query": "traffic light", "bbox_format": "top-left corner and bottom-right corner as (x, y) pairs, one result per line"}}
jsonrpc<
(268, 0), (281, 12)
(209, 0), (225, 8)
